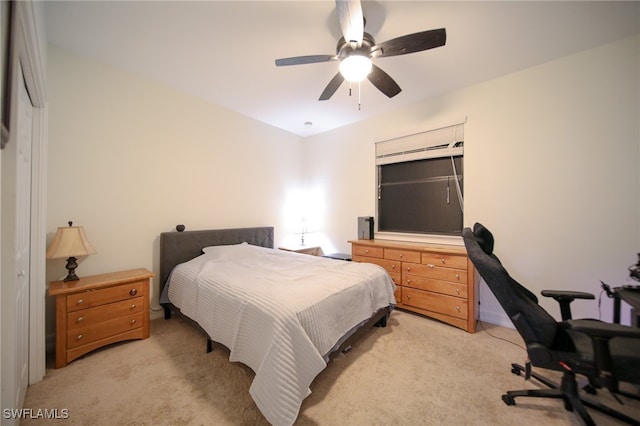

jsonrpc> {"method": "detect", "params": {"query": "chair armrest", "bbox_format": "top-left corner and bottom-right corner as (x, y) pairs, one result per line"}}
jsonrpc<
(564, 319), (640, 339)
(541, 290), (595, 320)
(541, 290), (595, 300)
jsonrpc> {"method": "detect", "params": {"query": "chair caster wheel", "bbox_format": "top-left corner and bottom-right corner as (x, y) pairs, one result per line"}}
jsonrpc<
(583, 385), (597, 395)
(502, 395), (516, 406)
(511, 366), (521, 376)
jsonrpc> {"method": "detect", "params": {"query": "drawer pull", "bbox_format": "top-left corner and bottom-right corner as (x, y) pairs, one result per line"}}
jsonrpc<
(365, 249), (369, 254)
(391, 264), (396, 269)
(406, 294), (411, 301)
(77, 298), (84, 305)
(456, 306), (461, 312)
(406, 266), (411, 272)
(427, 264), (434, 269)
(77, 316), (84, 323)
(76, 334), (83, 341)
(399, 254), (403, 258)
(441, 258), (446, 264)
(456, 288), (460, 295)
(130, 304), (136, 309)
(129, 288), (138, 296)
(455, 274), (460, 280)
(130, 319), (136, 325)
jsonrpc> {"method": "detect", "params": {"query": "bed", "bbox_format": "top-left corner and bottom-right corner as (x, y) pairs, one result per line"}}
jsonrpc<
(158, 226), (396, 426)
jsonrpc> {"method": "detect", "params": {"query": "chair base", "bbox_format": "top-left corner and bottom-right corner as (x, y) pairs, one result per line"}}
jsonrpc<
(505, 363), (640, 426)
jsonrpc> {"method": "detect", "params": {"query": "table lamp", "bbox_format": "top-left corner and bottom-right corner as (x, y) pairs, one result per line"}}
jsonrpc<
(46, 221), (96, 281)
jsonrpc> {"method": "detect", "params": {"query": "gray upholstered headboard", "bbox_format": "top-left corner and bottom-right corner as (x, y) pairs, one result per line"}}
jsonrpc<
(159, 226), (274, 294)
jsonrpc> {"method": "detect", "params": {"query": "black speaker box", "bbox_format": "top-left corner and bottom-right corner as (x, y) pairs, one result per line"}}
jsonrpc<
(358, 216), (374, 240)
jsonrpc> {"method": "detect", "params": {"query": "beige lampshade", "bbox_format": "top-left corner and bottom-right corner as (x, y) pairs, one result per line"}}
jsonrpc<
(46, 224), (96, 259)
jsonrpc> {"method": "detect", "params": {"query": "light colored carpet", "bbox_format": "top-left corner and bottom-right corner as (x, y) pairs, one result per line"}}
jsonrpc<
(22, 310), (639, 425)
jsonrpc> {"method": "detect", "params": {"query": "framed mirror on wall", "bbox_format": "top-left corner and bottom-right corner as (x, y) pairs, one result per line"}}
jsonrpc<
(1, 0), (13, 149)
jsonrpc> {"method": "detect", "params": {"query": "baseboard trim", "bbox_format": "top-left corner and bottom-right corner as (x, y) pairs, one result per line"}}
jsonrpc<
(478, 309), (513, 329)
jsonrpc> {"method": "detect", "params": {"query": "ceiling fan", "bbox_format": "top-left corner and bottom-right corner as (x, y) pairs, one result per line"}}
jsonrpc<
(275, 0), (446, 101)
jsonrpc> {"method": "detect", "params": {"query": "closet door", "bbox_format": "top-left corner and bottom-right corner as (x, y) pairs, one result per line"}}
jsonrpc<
(14, 63), (33, 412)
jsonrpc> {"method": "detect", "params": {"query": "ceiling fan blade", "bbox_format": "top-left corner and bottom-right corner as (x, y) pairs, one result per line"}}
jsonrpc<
(374, 28), (446, 58)
(319, 72), (345, 101)
(275, 55), (336, 67)
(336, 0), (364, 46)
(367, 64), (401, 98)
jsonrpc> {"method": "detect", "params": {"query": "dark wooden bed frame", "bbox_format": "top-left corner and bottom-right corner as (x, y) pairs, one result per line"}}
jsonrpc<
(159, 225), (389, 358)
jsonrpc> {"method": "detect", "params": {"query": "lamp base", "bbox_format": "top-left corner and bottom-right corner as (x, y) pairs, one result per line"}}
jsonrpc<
(63, 256), (80, 282)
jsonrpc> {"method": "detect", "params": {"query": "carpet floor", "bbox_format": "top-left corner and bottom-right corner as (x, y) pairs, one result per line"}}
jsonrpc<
(22, 310), (640, 425)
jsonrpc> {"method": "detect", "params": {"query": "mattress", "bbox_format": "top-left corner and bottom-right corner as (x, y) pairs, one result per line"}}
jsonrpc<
(161, 242), (396, 425)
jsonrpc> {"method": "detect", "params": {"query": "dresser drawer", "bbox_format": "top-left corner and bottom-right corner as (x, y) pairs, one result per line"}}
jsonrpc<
(403, 288), (468, 320)
(67, 297), (144, 330)
(403, 263), (467, 283)
(384, 248), (420, 263)
(422, 253), (467, 270)
(353, 256), (400, 275)
(66, 281), (144, 312)
(403, 275), (467, 298)
(352, 245), (384, 259)
(388, 271), (401, 286)
(66, 312), (143, 349)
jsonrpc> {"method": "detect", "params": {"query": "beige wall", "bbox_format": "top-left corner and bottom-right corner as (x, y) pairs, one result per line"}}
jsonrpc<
(46, 46), (304, 337)
(46, 34), (639, 339)
(305, 35), (640, 326)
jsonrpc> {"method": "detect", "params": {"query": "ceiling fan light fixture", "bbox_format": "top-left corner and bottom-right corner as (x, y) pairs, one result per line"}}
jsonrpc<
(339, 55), (372, 82)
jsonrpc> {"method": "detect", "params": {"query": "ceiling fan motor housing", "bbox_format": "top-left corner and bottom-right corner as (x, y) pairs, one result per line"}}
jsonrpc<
(337, 32), (376, 60)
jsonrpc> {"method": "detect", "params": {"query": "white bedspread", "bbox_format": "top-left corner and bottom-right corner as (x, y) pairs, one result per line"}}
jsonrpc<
(164, 243), (396, 426)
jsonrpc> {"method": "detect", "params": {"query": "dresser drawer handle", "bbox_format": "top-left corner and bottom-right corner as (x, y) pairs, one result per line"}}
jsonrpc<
(76, 334), (83, 341)
(456, 306), (460, 312)
(130, 304), (136, 310)
(391, 264), (396, 269)
(427, 264), (434, 269)
(406, 294), (411, 301)
(406, 266), (411, 272)
(77, 316), (84, 323)
(440, 258), (446, 264)
(456, 288), (460, 295)
(399, 253), (403, 258)
(129, 289), (137, 296)
(365, 249), (369, 254)
(455, 274), (460, 280)
(77, 298), (84, 305)
(130, 319), (136, 325)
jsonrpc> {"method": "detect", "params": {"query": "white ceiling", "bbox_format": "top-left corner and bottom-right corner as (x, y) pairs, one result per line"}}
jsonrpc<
(44, 1), (640, 137)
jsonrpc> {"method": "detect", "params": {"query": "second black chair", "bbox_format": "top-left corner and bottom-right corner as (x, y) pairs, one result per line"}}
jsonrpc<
(463, 222), (640, 426)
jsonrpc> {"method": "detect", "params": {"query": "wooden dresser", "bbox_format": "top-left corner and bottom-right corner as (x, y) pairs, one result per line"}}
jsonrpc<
(349, 240), (476, 333)
(49, 268), (154, 368)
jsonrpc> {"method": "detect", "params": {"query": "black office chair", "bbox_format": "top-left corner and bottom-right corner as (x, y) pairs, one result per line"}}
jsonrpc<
(462, 223), (640, 426)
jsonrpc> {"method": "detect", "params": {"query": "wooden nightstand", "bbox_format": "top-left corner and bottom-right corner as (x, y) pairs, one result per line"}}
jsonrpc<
(48, 268), (154, 368)
(278, 245), (321, 256)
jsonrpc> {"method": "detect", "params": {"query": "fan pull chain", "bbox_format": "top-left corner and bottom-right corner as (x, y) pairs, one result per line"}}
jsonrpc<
(358, 81), (362, 110)
(348, 81), (352, 97)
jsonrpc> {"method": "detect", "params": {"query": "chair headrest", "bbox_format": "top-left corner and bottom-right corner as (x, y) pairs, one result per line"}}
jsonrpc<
(473, 223), (494, 255)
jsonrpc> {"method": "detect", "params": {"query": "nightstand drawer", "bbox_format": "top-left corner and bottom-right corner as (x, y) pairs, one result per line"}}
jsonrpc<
(66, 312), (143, 349)
(67, 297), (144, 330)
(66, 281), (144, 312)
